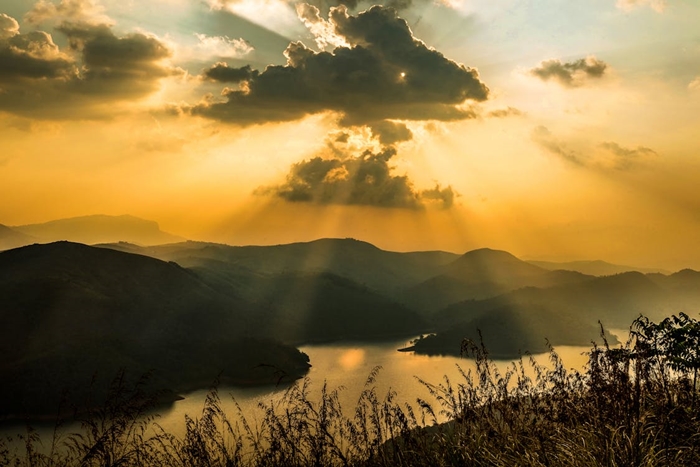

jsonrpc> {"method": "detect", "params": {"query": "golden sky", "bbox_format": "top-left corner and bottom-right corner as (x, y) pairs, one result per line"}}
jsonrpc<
(1, 0), (699, 270)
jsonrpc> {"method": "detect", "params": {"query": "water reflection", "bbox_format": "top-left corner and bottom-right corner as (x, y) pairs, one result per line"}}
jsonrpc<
(152, 338), (591, 437)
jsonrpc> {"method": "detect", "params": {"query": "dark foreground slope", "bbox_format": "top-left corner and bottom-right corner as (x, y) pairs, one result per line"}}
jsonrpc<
(0, 242), (309, 419)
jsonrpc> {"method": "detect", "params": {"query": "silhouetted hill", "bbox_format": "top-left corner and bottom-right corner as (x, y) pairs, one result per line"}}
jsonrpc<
(0, 224), (35, 251)
(0, 242), (309, 419)
(411, 271), (692, 357)
(404, 248), (594, 313)
(529, 259), (668, 276)
(13, 215), (184, 245)
(189, 262), (428, 343)
(97, 238), (458, 298)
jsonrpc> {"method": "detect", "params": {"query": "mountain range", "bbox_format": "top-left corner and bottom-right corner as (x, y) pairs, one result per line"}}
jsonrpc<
(2, 215), (183, 249)
(2, 215), (700, 419)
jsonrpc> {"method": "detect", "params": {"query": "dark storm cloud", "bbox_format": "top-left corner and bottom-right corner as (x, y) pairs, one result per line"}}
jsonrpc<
(0, 13), (177, 118)
(530, 56), (607, 87)
(259, 146), (457, 209)
(192, 6), (488, 126)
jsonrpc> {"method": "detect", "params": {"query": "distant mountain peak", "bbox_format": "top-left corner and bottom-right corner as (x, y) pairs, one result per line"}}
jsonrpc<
(11, 214), (184, 246)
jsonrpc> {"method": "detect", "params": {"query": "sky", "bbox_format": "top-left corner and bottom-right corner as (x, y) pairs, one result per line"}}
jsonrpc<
(1, 0), (699, 270)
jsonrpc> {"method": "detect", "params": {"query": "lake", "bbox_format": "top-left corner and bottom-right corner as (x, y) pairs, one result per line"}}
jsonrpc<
(153, 337), (592, 437)
(1, 336), (594, 453)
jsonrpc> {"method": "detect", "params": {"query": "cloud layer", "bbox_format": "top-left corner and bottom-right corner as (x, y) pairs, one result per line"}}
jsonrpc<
(192, 5), (488, 128)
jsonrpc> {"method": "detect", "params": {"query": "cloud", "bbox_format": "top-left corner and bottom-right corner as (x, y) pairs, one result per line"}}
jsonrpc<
(203, 63), (258, 83)
(487, 107), (523, 118)
(598, 141), (657, 170)
(533, 126), (657, 171)
(532, 126), (583, 166)
(419, 184), (456, 209)
(212, 0), (421, 16)
(368, 120), (413, 145)
(25, 0), (112, 26)
(616, 0), (666, 13)
(689, 76), (700, 91)
(194, 34), (253, 59)
(258, 146), (456, 209)
(0, 14), (20, 40)
(189, 6), (488, 127)
(0, 14), (178, 118)
(530, 56), (608, 87)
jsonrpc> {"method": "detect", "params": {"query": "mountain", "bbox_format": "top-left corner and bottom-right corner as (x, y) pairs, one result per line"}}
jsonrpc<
(12, 214), (184, 246)
(0, 242), (309, 419)
(404, 248), (594, 313)
(411, 271), (695, 357)
(529, 259), (669, 276)
(0, 223), (35, 251)
(97, 238), (459, 298)
(188, 261), (428, 343)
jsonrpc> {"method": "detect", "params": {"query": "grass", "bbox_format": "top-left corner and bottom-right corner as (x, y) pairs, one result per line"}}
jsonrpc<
(3, 314), (700, 466)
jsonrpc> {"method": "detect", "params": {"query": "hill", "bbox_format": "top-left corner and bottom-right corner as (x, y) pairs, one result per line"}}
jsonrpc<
(97, 238), (458, 298)
(13, 214), (184, 245)
(0, 224), (35, 251)
(0, 242), (309, 419)
(411, 271), (694, 357)
(529, 259), (668, 276)
(404, 248), (593, 313)
(188, 260), (428, 343)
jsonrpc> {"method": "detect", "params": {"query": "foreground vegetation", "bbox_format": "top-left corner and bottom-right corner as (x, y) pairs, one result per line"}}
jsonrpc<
(3, 313), (700, 467)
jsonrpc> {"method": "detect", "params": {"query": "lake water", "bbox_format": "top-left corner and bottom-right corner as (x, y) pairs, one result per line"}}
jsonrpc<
(154, 337), (592, 436)
(1, 337), (593, 451)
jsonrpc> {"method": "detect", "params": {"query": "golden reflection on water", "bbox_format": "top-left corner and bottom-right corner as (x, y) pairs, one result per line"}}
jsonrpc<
(338, 348), (366, 370)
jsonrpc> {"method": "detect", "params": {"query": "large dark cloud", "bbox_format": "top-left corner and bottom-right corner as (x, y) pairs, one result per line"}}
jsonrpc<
(530, 56), (607, 87)
(259, 146), (456, 209)
(0, 13), (176, 118)
(192, 5), (488, 128)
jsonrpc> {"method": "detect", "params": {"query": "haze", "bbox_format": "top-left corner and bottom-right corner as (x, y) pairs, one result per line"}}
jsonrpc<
(1, 0), (699, 271)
